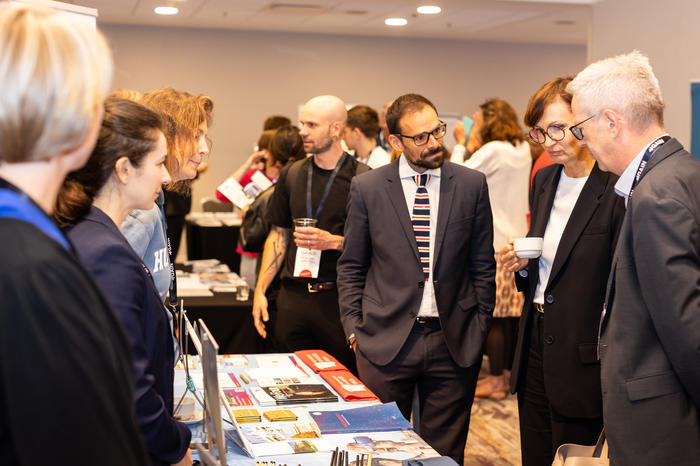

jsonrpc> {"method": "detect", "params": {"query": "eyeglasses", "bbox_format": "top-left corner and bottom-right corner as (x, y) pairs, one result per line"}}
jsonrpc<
(396, 121), (447, 146)
(569, 114), (597, 141)
(528, 125), (567, 144)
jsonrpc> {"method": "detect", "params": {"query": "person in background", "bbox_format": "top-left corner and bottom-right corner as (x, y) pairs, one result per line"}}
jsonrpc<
(121, 87), (214, 301)
(239, 126), (307, 352)
(568, 51), (700, 466)
(463, 98), (531, 400)
(56, 97), (192, 466)
(377, 99), (394, 152)
(216, 129), (276, 203)
(253, 95), (369, 372)
(0, 4), (149, 464)
(344, 105), (391, 168)
(264, 114), (292, 131)
(501, 76), (625, 466)
(452, 114), (484, 163)
(218, 115), (294, 196)
(215, 129), (276, 288)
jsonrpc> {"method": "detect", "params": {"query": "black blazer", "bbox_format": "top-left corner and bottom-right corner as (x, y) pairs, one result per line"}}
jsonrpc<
(510, 163), (625, 418)
(67, 206), (190, 465)
(338, 159), (496, 368)
(600, 138), (700, 465)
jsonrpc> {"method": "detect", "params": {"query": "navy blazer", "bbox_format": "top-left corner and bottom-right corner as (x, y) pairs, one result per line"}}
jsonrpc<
(510, 163), (625, 418)
(67, 206), (190, 465)
(338, 159), (496, 368)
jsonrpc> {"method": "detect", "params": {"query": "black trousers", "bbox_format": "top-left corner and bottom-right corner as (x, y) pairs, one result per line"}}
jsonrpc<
(356, 321), (480, 464)
(517, 312), (603, 466)
(274, 279), (356, 375)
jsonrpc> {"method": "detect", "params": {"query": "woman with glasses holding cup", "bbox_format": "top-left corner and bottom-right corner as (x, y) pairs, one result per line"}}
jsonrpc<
(500, 77), (626, 466)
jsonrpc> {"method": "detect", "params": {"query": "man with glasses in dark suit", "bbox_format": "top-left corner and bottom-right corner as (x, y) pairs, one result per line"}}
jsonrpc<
(338, 94), (496, 464)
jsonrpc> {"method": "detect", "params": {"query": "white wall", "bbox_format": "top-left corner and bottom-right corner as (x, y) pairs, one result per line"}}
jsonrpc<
(590, 0), (698, 148)
(101, 24), (585, 207)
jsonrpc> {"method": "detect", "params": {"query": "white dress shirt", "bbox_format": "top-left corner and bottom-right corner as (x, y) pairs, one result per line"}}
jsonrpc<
(399, 154), (441, 317)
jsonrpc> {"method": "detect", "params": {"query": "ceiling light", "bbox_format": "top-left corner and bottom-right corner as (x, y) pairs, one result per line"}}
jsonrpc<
(154, 6), (179, 15)
(385, 17), (408, 26)
(417, 5), (441, 14)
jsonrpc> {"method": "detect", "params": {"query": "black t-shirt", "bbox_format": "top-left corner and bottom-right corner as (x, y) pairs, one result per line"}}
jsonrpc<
(266, 154), (369, 282)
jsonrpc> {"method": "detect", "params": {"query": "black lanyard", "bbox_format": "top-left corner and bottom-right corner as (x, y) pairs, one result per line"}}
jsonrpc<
(306, 153), (346, 220)
(629, 135), (670, 197)
(158, 196), (178, 307)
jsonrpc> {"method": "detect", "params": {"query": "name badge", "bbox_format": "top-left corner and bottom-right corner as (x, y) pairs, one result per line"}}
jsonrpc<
(293, 247), (321, 278)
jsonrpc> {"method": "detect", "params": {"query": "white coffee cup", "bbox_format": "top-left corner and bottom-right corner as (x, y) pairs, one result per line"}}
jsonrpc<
(513, 237), (543, 259)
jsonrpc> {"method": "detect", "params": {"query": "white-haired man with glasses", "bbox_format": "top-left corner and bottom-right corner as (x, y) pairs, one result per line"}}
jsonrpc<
(338, 93), (496, 464)
(568, 51), (700, 465)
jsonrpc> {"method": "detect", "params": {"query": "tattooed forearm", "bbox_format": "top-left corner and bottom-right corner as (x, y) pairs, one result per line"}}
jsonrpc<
(256, 226), (289, 292)
(264, 231), (288, 274)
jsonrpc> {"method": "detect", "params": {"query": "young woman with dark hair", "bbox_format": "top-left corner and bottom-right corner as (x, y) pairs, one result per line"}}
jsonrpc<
(56, 97), (192, 466)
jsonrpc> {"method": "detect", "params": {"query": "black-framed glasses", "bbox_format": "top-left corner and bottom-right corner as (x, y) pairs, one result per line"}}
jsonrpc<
(396, 121), (447, 146)
(569, 114), (597, 141)
(528, 125), (567, 144)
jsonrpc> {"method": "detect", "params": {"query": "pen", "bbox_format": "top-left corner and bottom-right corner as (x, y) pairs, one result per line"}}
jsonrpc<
(240, 374), (250, 384)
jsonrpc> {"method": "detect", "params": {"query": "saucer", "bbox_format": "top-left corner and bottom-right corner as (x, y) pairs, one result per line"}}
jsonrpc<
(176, 410), (203, 424)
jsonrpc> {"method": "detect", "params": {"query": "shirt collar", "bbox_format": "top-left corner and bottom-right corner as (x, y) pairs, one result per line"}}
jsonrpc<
(398, 153), (442, 180)
(614, 133), (669, 205)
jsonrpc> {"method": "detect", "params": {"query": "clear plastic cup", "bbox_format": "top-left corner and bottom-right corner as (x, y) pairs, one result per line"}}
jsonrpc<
(293, 217), (318, 229)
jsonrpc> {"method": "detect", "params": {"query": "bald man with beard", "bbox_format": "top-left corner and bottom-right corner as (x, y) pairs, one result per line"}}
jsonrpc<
(252, 95), (369, 372)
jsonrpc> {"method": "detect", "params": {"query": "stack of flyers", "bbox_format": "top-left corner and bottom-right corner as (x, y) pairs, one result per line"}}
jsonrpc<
(234, 408), (261, 423)
(263, 409), (298, 422)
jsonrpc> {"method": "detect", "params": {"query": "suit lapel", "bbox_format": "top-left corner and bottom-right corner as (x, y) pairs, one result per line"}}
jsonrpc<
(386, 161), (421, 263)
(531, 166), (560, 238)
(433, 165), (455, 265)
(547, 164), (606, 288)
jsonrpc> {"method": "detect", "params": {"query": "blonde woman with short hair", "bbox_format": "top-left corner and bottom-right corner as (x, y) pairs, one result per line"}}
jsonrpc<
(0, 4), (149, 464)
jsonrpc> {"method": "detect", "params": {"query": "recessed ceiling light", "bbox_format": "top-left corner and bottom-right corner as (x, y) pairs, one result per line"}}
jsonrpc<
(417, 5), (441, 14)
(385, 17), (408, 26)
(154, 6), (179, 15)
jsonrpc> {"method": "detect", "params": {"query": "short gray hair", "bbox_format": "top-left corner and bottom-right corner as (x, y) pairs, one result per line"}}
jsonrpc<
(0, 4), (113, 163)
(567, 50), (664, 131)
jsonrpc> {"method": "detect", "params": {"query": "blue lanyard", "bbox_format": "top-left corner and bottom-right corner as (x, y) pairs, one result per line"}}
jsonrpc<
(0, 178), (71, 250)
(306, 153), (346, 220)
(630, 135), (670, 198)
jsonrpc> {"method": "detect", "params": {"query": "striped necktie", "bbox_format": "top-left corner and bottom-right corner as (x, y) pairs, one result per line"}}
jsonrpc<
(412, 173), (431, 281)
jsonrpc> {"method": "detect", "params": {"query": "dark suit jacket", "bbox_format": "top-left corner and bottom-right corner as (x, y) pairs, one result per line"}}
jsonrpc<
(600, 138), (700, 465)
(510, 163), (625, 418)
(67, 206), (190, 466)
(337, 159), (496, 368)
